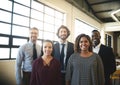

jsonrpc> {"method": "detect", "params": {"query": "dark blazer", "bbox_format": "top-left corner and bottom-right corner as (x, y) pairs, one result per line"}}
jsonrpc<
(98, 44), (116, 75)
(53, 41), (74, 68)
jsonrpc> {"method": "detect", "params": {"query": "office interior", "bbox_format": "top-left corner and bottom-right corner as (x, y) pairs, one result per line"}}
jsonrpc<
(0, 0), (120, 85)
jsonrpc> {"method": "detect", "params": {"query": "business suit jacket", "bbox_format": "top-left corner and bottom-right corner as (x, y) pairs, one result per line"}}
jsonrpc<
(98, 44), (116, 75)
(54, 41), (74, 69)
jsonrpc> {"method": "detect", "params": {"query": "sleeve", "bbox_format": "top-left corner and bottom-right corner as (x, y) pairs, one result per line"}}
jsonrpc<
(96, 55), (105, 85)
(65, 55), (73, 84)
(15, 46), (24, 85)
(30, 60), (37, 85)
(55, 60), (62, 85)
(109, 47), (116, 74)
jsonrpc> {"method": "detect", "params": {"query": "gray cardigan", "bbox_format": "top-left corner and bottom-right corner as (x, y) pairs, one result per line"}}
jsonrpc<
(66, 53), (105, 85)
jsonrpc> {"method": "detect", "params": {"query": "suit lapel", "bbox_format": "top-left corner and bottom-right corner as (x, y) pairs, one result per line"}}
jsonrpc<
(56, 43), (61, 56)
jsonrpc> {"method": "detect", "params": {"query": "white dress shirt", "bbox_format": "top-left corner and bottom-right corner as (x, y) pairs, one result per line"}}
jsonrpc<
(93, 43), (101, 54)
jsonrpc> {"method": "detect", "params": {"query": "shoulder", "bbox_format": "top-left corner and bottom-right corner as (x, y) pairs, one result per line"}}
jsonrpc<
(68, 41), (74, 45)
(18, 42), (29, 50)
(33, 57), (42, 65)
(100, 44), (113, 51)
(101, 44), (112, 49)
(69, 53), (79, 59)
(53, 42), (59, 46)
(93, 52), (99, 56)
(52, 58), (61, 66)
(53, 57), (60, 63)
(92, 52), (102, 60)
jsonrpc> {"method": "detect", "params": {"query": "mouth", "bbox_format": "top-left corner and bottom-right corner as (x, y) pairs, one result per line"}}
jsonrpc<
(93, 40), (97, 43)
(93, 39), (98, 46)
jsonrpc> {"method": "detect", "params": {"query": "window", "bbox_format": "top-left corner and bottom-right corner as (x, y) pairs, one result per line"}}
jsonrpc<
(0, 0), (65, 59)
(74, 19), (95, 40)
(105, 34), (112, 47)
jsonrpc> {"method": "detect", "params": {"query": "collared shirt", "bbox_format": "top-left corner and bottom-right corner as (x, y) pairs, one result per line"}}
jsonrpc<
(16, 41), (41, 85)
(59, 41), (68, 66)
(93, 43), (101, 54)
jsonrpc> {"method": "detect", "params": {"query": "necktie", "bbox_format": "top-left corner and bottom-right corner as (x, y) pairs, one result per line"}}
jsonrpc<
(60, 44), (65, 70)
(33, 44), (37, 60)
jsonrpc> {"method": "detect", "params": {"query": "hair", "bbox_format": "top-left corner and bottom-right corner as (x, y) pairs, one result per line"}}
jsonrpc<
(29, 27), (39, 31)
(56, 25), (70, 38)
(40, 40), (54, 56)
(92, 30), (100, 35)
(74, 34), (93, 53)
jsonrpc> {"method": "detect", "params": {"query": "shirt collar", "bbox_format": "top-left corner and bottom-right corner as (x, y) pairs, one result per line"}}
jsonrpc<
(29, 40), (36, 46)
(59, 40), (68, 45)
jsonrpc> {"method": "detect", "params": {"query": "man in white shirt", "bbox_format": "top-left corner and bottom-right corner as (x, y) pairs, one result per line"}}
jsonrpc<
(91, 30), (116, 85)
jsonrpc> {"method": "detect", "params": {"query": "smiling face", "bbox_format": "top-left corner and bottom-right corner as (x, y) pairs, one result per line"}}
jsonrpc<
(29, 28), (39, 43)
(91, 31), (101, 47)
(43, 41), (53, 56)
(79, 36), (90, 52)
(58, 28), (68, 41)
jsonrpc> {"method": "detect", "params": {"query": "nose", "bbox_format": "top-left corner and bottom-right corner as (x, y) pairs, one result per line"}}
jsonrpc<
(92, 35), (97, 40)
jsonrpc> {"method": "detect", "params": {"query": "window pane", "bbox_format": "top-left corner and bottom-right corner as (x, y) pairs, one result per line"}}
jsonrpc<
(13, 38), (27, 46)
(12, 26), (29, 37)
(54, 26), (60, 41)
(74, 19), (95, 39)
(38, 30), (43, 39)
(14, 0), (30, 6)
(55, 25), (60, 33)
(13, 14), (29, 26)
(44, 14), (54, 24)
(32, 1), (43, 12)
(11, 48), (19, 58)
(30, 19), (43, 30)
(0, 23), (11, 35)
(0, 0), (12, 11)
(55, 18), (63, 26)
(14, 3), (30, 16)
(31, 9), (43, 21)
(54, 33), (59, 41)
(45, 6), (54, 16)
(55, 11), (63, 19)
(0, 10), (11, 22)
(0, 48), (9, 59)
(0, 37), (9, 45)
(44, 32), (54, 40)
(44, 23), (54, 32)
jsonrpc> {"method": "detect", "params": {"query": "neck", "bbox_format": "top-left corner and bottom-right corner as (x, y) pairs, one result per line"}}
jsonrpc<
(60, 39), (66, 43)
(31, 40), (36, 44)
(42, 55), (51, 59)
(81, 50), (89, 54)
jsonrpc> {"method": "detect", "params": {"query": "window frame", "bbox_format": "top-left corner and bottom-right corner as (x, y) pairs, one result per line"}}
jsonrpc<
(0, 0), (65, 60)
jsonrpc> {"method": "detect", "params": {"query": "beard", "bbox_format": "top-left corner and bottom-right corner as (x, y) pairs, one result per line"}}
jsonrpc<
(93, 40), (99, 47)
(59, 35), (67, 40)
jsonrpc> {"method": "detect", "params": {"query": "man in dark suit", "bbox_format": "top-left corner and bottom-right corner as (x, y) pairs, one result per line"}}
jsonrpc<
(54, 25), (74, 85)
(91, 30), (116, 85)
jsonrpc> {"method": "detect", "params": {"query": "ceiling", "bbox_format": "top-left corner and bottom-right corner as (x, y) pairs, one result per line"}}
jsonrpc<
(86, 0), (120, 23)
(66, 0), (120, 23)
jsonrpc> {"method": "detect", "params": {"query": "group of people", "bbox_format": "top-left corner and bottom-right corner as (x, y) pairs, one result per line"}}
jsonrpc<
(16, 25), (116, 85)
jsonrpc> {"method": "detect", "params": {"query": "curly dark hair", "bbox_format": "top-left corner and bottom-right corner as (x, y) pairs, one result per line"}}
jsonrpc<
(74, 34), (93, 53)
(56, 25), (70, 38)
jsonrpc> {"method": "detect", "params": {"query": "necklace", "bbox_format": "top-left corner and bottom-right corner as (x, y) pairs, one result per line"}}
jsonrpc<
(42, 56), (53, 66)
